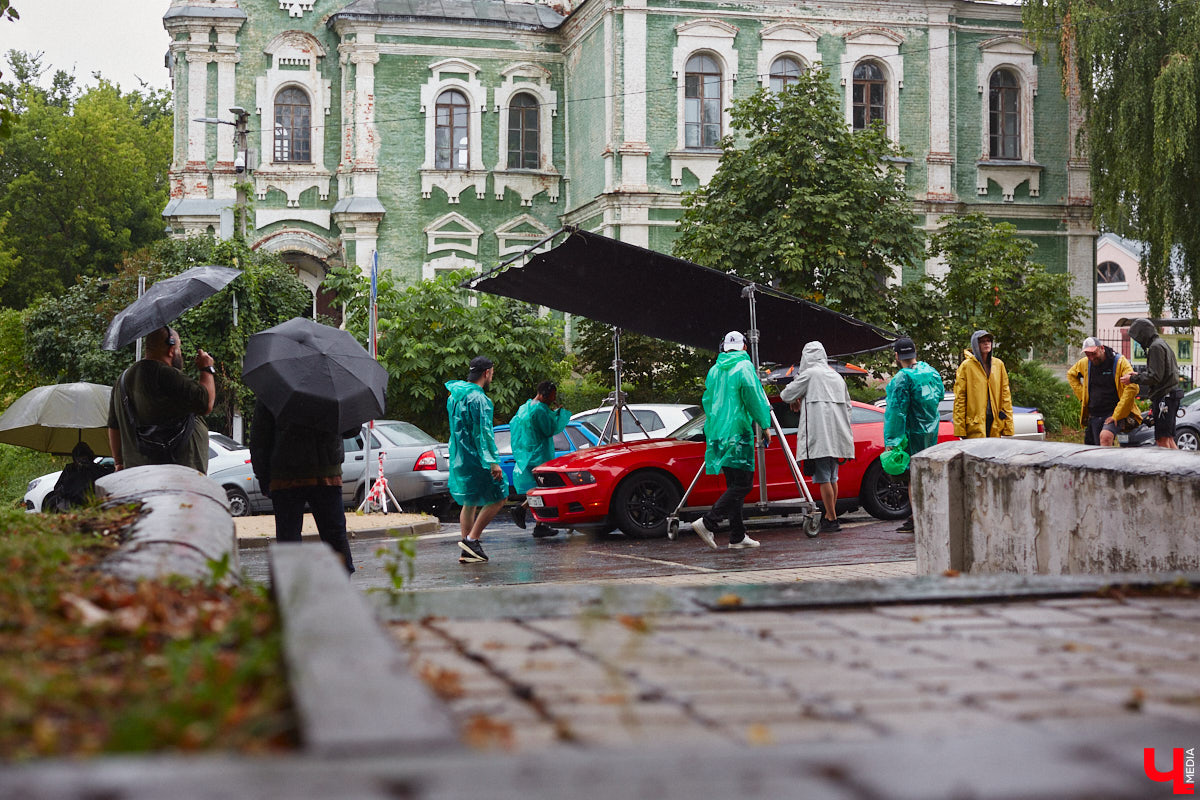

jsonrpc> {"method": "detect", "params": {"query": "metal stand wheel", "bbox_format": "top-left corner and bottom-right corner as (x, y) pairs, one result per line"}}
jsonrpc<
(667, 517), (680, 540)
(803, 512), (822, 538)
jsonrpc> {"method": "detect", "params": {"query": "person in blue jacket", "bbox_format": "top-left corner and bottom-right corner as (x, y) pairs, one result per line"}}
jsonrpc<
(510, 380), (570, 538)
(445, 356), (507, 563)
(882, 337), (944, 533)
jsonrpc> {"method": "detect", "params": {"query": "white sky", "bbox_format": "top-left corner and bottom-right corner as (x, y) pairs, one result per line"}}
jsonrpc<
(1, 0), (172, 92)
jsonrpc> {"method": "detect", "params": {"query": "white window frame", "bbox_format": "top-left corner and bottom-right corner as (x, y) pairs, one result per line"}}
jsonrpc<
(420, 58), (488, 202)
(668, 19), (738, 187)
(757, 22), (819, 88)
(977, 36), (1038, 163)
(841, 27), (904, 142)
(492, 63), (561, 205)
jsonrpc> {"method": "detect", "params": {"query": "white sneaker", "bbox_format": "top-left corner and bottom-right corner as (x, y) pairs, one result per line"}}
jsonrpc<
(728, 535), (760, 549)
(692, 517), (718, 550)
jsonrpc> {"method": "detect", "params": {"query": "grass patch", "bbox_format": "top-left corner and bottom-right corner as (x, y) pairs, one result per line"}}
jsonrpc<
(0, 506), (297, 761)
(0, 443), (62, 508)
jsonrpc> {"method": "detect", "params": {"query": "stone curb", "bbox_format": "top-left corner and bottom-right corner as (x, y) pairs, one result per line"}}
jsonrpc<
(269, 543), (459, 757)
(94, 465), (239, 584)
(237, 518), (440, 549)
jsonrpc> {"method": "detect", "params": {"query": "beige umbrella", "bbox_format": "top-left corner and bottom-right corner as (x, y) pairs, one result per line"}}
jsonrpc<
(0, 382), (113, 456)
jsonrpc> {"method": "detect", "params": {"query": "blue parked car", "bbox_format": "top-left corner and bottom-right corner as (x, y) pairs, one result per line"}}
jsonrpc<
(492, 419), (601, 499)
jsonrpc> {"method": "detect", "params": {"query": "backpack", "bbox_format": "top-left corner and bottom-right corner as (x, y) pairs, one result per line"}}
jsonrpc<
(120, 369), (195, 464)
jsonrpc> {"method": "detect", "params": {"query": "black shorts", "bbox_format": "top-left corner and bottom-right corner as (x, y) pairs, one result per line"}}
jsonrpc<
(1154, 391), (1182, 439)
(1085, 416), (1122, 445)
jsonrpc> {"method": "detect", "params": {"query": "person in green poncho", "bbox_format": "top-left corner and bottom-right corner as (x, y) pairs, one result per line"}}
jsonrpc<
(690, 331), (773, 550)
(445, 356), (507, 563)
(509, 380), (571, 539)
(882, 337), (944, 533)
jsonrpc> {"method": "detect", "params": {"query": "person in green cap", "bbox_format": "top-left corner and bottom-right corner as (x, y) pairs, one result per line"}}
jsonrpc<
(690, 331), (773, 550)
(882, 337), (944, 533)
(509, 380), (570, 538)
(445, 356), (507, 563)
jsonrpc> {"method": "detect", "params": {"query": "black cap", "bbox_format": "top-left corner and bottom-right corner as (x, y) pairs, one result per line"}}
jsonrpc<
(893, 337), (917, 359)
(469, 355), (494, 372)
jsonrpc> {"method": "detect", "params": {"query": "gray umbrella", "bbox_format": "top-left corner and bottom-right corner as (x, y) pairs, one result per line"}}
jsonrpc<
(243, 318), (387, 433)
(102, 265), (242, 351)
(0, 382), (113, 456)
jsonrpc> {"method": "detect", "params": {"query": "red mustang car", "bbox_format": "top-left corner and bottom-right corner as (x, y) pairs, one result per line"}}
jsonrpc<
(527, 400), (958, 538)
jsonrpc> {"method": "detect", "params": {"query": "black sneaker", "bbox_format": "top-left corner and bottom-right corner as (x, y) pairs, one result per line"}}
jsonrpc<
(819, 517), (841, 533)
(458, 538), (488, 563)
(511, 504), (527, 529)
(532, 524), (558, 539)
(897, 517), (915, 533)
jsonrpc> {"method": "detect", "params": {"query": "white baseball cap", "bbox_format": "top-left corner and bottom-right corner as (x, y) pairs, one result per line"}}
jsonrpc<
(722, 331), (745, 352)
(1082, 336), (1103, 354)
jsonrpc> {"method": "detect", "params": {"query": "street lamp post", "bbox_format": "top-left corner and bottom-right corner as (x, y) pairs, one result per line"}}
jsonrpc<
(194, 107), (251, 240)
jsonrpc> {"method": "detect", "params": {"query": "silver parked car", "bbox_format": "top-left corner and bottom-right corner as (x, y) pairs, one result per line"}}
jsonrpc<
(208, 420), (451, 517)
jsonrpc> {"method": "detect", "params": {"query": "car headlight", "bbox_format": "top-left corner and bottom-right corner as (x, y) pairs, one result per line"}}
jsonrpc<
(27, 477), (41, 492)
(564, 470), (596, 486)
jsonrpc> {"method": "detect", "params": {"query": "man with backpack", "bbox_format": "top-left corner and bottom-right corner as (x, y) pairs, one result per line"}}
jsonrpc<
(107, 326), (216, 473)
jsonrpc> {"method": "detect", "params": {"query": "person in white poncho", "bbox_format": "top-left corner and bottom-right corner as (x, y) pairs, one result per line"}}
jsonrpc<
(779, 341), (855, 533)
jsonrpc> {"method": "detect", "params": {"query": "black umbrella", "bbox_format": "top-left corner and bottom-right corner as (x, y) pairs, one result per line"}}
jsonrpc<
(242, 318), (387, 433)
(102, 265), (242, 351)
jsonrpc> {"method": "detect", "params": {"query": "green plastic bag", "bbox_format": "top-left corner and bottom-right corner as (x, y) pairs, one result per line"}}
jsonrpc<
(881, 437), (911, 476)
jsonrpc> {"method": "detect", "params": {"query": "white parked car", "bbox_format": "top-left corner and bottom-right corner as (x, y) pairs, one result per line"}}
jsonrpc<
(571, 403), (701, 443)
(24, 432), (251, 513)
(873, 392), (1045, 441)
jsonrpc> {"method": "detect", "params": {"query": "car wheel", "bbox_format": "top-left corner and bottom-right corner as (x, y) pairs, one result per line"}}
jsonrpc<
(1176, 427), (1199, 451)
(612, 470), (680, 539)
(225, 486), (251, 517)
(859, 459), (910, 520)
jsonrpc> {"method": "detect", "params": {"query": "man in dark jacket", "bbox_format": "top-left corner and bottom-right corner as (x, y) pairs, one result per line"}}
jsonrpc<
(1121, 318), (1182, 449)
(249, 400), (355, 573)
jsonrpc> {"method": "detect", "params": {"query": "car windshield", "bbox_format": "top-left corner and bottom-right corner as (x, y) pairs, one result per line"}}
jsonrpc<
(376, 421), (438, 446)
(209, 432), (246, 451)
(669, 403), (884, 441)
(495, 429), (512, 455)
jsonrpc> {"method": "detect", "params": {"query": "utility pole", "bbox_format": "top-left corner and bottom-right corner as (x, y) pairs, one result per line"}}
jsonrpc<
(230, 106), (250, 241)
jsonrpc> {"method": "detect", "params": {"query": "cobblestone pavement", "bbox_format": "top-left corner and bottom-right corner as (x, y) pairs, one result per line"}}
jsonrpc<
(392, 592), (1200, 753)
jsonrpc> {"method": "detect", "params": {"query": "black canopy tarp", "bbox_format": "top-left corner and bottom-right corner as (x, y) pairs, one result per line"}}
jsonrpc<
(465, 229), (896, 363)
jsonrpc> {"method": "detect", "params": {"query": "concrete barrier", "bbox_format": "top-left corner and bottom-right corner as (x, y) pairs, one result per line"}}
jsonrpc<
(911, 439), (1200, 575)
(93, 465), (238, 583)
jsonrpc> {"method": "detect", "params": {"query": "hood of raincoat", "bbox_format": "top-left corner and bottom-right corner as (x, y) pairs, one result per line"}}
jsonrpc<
(797, 341), (830, 374)
(1128, 318), (1157, 347)
(445, 379), (482, 402)
(713, 349), (751, 373)
(970, 330), (993, 369)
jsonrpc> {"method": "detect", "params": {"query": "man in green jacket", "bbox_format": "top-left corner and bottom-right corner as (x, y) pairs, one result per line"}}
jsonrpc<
(510, 380), (570, 538)
(691, 331), (772, 550)
(883, 337), (944, 533)
(445, 356), (507, 563)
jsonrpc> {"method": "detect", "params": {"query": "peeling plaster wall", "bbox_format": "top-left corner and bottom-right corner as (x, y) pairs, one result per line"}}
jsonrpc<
(913, 439), (1200, 575)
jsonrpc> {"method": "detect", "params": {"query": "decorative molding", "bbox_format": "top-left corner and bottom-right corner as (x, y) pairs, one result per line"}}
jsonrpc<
(419, 59), (487, 199)
(977, 36), (1039, 164)
(279, 1), (315, 19)
(496, 213), (553, 257)
(842, 27), (905, 142)
(424, 211), (484, 256)
(667, 149), (722, 187)
(757, 22), (820, 85)
(254, 208), (331, 230)
(493, 62), (559, 186)
(976, 161), (1043, 202)
(672, 18), (738, 152)
(422, 253), (480, 282)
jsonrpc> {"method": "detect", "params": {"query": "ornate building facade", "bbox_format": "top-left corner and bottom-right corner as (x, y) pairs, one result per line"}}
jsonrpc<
(162, 0), (1095, 328)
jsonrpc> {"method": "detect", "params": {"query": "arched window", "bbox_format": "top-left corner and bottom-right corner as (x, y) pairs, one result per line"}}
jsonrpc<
(274, 87), (311, 163)
(684, 54), (722, 149)
(435, 89), (470, 170)
(507, 92), (539, 170)
(1097, 261), (1127, 284)
(852, 61), (886, 130)
(769, 56), (803, 93)
(989, 69), (1021, 159)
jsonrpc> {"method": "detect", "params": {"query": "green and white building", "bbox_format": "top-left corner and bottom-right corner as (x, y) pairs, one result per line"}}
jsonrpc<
(162, 0), (1095, 327)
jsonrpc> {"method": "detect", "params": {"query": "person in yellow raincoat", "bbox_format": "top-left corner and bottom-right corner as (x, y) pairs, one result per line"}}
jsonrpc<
(1066, 336), (1141, 447)
(953, 330), (1013, 439)
(445, 356), (507, 563)
(690, 331), (772, 550)
(509, 380), (570, 539)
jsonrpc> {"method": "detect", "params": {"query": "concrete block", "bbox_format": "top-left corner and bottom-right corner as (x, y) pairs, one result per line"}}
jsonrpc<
(913, 440), (1200, 575)
(93, 464), (238, 583)
(270, 543), (459, 756)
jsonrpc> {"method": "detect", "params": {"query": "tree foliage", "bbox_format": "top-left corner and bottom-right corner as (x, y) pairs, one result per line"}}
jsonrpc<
(672, 69), (924, 326)
(322, 268), (568, 438)
(1023, 0), (1200, 318)
(891, 214), (1086, 379)
(23, 236), (312, 434)
(0, 52), (172, 307)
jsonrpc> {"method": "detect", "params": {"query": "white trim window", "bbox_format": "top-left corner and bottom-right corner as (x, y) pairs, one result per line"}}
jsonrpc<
(274, 86), (312, 163)
(684, 53), (723, 149)
(668, 19), (738, 186)
(975, 36), (1041, 201)
(757, 22), (819, 90)
(492, 63), (560, 205)
(842, 28), (904, 141)
(419, 59), (488, 202)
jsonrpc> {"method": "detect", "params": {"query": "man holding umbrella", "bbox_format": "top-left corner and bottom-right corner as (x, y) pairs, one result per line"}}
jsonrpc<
(446, 356), (507, 563)
(107, 326), (216, 473)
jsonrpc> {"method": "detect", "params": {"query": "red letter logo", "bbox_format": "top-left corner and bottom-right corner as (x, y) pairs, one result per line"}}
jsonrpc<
(1144, 748), (1195, 795)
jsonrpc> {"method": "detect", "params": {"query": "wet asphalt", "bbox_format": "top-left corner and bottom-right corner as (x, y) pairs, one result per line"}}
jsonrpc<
(237, 510), (914, 593)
